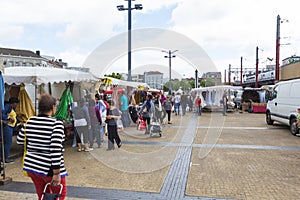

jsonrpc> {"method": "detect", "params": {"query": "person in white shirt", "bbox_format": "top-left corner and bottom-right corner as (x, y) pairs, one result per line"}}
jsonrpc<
(174, 93), (181, 115)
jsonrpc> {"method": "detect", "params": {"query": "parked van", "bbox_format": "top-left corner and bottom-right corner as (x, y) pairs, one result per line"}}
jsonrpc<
(266, 78), (300, 135)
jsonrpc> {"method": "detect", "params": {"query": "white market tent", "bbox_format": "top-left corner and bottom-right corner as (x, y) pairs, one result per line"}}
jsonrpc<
(2, 66), (97, 85)
(103, 77), (149, 88)
(2, 67), (98, 112)
(191, 85), (243, 109)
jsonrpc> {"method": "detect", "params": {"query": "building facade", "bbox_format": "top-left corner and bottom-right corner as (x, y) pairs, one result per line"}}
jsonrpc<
(144, 71), (164, 89)
(0, 47), (66, 71)
(202, 72), (222, 85)
(280, 56), (300, 81)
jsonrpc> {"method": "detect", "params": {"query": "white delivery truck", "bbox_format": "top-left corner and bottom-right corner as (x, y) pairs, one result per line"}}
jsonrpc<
(266, 78), (300, 135)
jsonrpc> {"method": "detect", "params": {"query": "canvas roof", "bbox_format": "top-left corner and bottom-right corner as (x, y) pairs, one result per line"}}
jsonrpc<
(2, 67), (97, 85)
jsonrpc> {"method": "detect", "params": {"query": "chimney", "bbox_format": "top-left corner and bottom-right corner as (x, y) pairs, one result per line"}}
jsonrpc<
(36, 50), (40, 56)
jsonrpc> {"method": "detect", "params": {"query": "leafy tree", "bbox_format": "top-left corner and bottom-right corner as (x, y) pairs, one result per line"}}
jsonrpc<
(200, 78), (215, 87)
(189, 80), (195, 88)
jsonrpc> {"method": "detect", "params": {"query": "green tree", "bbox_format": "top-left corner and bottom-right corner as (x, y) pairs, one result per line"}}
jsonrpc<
(200, 78), (215, 87)
(189, 80), (195, 88)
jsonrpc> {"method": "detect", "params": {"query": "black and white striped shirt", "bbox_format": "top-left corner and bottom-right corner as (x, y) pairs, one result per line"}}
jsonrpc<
(17, 115), (68, 177)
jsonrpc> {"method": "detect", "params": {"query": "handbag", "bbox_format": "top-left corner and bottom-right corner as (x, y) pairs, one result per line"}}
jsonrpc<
(117, 119), (123, 130)
(74, 118), (87, 127)
(139, 120), (146, 131)
(41, 183), (63, 200)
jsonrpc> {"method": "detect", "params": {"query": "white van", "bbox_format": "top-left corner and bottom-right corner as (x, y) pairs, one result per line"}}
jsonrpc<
(266, 78), (300, 135)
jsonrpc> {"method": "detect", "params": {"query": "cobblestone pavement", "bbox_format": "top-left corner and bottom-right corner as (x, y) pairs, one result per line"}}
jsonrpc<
(1, 111), (300, 200)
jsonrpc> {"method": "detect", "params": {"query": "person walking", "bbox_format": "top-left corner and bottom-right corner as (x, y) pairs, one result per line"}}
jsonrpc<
(163, 96), (172, 124)
(0, 97), (19, 164)
(95, 94), (107, 143)
(222, 91), (228, 116)
(195, 96), (202, 116)
(174, 93), (181, 115)
(170, 92), (175, 113)
(17, 94), (68, 200)
(88, 99), (102, 149)
(72, 98), (91, 152)
(119, 91), (130, 128)
(106, 100), (122, 150)
(154, 95), (163, 123)
(139, 94), (155, 134)
(187, 95), (194, 112)
(181, 92), (188, 116)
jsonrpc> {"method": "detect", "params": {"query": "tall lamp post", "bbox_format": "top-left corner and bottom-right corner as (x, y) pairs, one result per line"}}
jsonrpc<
(240, 57), (243, 86)
(228, 64), (231, 85)
(162, 50), (178, 82)
(162, 50), (178, 92)
(255, 46), (259, 88)
(275, 15), (288, 82)
(117, 1), (143, 81)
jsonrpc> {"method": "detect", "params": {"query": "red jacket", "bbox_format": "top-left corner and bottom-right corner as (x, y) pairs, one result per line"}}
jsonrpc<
(195, 98), (201, 107)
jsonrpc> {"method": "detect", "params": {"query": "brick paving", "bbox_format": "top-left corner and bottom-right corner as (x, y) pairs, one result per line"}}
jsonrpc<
(1, 112), (300, 199)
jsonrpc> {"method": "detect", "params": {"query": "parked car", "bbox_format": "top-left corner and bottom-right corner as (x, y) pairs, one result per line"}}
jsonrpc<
(266, 78), (300, 135)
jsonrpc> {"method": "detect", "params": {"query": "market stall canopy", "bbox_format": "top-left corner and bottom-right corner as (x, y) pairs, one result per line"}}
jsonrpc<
(148, 88), (162, 94)
(102, 77), (149, 88)
(191, 85), (243, 108)
(2, 67), (97, 85)
(104, 88), (125, 95)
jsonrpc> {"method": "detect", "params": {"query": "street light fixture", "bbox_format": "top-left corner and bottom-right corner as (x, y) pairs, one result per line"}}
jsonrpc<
(275, 15), (288, 82)
(162, 50), (178, 82)
(117, 0), (143, 81)
(117, 5), (125, 11)
(134, 4), (143, 10)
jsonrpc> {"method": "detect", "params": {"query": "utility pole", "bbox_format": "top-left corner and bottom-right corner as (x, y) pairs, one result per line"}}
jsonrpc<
(240, 57), (243, 86)
(275, 15), (280, 82)
(228, 64), (231, 85)
(255, 46), (259, 88)
(195, 69), (198, 88)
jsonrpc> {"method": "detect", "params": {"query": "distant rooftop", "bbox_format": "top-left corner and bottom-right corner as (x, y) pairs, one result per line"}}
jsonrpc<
(144, 71), (163, 75)
(0, 47), (41, 58)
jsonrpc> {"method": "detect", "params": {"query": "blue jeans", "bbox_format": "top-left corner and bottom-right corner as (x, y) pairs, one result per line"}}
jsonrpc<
(89, 124), (101, 148)
(196, 106), (202, 116)
(0, 125), (13, 161)
(174, 103), (180, 115)
(121, 110), (130, 127)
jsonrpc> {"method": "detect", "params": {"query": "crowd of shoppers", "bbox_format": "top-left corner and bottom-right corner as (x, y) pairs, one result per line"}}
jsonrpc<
(9, 89), (224, 200)
(17, 94), (68, 200)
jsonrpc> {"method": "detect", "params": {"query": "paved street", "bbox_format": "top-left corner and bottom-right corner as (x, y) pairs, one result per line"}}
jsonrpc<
(1, 111), (300, 200)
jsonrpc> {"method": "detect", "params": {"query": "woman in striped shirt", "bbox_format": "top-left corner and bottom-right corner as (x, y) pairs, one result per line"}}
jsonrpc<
(17, 94), (68, 200)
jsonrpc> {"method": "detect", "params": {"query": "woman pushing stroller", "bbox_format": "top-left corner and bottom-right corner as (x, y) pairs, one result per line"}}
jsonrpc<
(139, 94), (155, 134)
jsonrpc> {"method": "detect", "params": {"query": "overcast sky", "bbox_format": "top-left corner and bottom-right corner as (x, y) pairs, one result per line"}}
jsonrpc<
(1, 0), (299, 80)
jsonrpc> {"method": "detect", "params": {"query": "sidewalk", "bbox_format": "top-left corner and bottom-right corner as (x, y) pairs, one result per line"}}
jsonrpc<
(1, 111), (300, 199)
